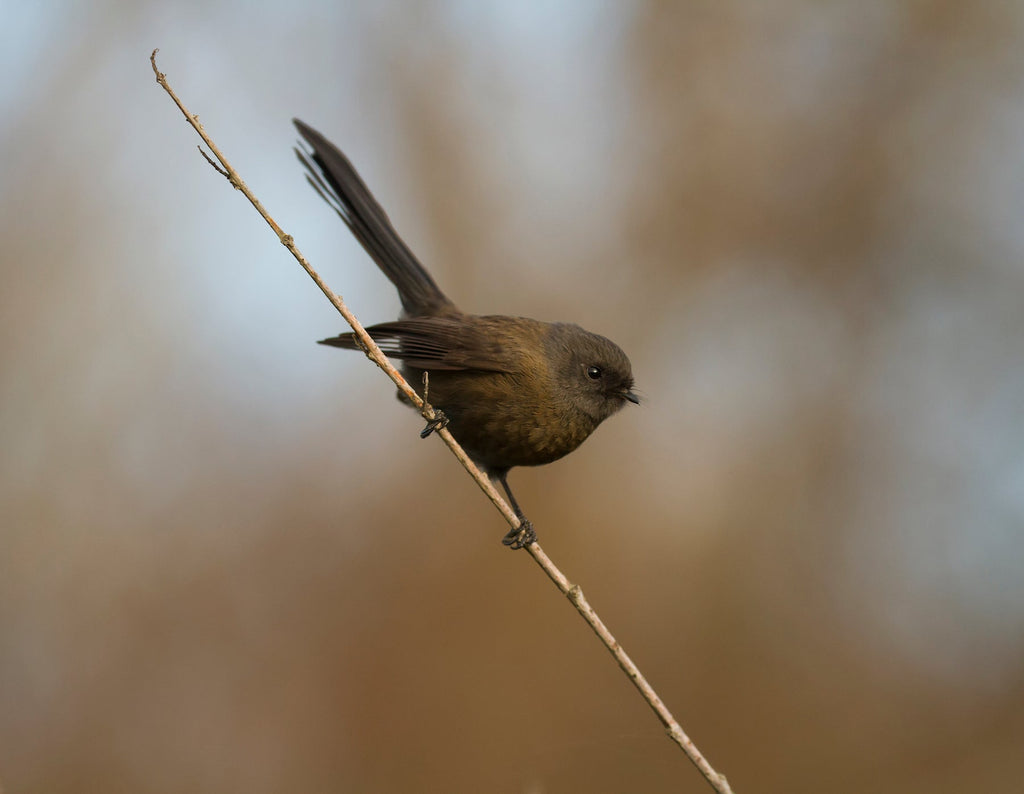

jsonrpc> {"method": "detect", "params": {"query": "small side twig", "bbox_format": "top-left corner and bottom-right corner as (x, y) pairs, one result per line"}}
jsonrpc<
(197, 146), (229, 177)
(150, 50), (733, 794)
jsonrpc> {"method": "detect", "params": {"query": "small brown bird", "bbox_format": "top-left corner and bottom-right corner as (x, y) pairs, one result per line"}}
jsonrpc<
(295, 119), (638, 548)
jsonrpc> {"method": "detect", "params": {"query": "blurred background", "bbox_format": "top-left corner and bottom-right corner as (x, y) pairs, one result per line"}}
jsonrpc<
(3, 2), (1024, 792)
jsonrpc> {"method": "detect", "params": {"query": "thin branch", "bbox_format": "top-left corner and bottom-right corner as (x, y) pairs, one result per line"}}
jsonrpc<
(149, 50), (734, 794)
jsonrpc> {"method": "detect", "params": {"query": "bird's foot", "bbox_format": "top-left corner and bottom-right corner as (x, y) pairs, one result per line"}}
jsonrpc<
(420, 410), (449, 439)
(501, 520), (537, 550)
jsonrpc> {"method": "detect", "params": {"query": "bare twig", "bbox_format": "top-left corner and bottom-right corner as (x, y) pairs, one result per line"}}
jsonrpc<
(150, 50), (734, 794)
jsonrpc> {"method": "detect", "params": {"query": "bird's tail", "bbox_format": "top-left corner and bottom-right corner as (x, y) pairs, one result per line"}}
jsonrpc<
(294, 119), (454, 317)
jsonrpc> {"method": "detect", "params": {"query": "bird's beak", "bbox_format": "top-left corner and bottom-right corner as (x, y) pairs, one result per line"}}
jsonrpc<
(624, 390), (640, 405)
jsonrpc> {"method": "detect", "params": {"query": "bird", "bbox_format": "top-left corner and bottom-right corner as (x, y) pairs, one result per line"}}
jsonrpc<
(294, 119), (637, 548)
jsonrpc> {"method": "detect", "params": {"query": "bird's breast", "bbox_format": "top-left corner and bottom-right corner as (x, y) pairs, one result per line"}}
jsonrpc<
(426, 369), (598, 470)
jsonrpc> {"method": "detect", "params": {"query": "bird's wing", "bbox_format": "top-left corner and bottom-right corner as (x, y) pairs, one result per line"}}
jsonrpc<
(318, 317), (517, 373)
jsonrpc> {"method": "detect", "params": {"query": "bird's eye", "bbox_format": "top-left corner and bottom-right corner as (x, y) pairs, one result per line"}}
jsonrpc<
(586, 365), (603, 380)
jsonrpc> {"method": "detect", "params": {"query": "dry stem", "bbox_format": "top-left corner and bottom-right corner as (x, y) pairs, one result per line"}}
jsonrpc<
(150, 49), (734, 794)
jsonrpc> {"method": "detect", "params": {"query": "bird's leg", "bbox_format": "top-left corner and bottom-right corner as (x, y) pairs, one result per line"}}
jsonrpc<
(495, 472), (537, 549)
(418, 372), (449, 438)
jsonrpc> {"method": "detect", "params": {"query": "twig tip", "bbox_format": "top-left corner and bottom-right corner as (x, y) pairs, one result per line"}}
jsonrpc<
(150, 49), (164, 81)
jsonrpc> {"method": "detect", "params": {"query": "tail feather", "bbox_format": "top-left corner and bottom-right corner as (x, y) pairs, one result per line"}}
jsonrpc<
(294, 119), (454, 317)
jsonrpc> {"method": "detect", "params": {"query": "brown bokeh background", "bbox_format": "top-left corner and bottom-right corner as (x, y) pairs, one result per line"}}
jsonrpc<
(3, 3), (1023, 792)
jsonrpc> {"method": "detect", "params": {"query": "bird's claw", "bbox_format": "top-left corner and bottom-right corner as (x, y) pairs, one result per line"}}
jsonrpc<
(420, 410), (449, 438)
(501, 520), (537, 550)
